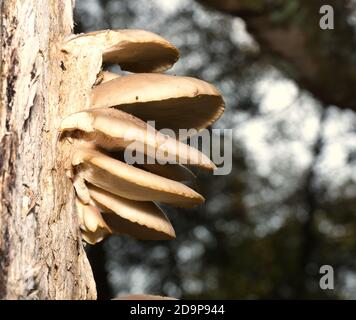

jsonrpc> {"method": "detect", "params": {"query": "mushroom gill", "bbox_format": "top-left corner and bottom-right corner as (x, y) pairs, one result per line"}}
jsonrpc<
(60, 29), (225, 244)
(64, 29), (179, 73)
(72, 146), (204, 208)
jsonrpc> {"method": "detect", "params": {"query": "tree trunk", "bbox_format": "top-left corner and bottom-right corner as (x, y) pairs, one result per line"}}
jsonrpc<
(0, 0), (99, 299)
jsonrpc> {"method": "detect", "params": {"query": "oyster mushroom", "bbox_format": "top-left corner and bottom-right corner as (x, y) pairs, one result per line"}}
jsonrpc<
(88, 185), (175, 240)
(64, 29), (179, 73)
(60, 28), (225, 245)
(60, 107), (215, 170)
(91, 73), (225, 138)
(72, 147), (204, 208)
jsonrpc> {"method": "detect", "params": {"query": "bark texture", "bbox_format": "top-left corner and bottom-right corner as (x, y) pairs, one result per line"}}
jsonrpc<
(0, 0), (100, 299)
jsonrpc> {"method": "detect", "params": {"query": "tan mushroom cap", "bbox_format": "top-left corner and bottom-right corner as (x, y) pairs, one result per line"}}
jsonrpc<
(88, 185), (175, 240)
(72, 147), (204, 208)
(82, 229), (108, 245)
(60, 108), (215, 170)
(67, 29), (179, 73)
(75, 198), (111, 244)
(91, 73), (225, 138)
(114, 294), (177, 300)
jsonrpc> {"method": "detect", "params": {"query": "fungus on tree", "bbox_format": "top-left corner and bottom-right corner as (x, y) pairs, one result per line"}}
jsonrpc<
(91, 73), (225, 138)
(60, 29), (224, 244)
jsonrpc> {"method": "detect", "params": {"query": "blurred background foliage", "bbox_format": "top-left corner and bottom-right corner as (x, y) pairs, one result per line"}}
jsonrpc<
(75, 0), (356, 299)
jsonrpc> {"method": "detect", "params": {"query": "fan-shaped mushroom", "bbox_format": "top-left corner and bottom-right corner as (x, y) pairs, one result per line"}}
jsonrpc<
(89, 185), (175, 240)
(64, 29), (179, 73)
(91, 73), (225, 138)
(72, 147), (204, 208)
(60, 28), (225, 245)
(60, 107), (215, 170)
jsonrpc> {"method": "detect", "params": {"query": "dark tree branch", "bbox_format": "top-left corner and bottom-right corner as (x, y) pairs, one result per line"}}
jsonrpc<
(295, 108), (327, 297)
(198, 0), (356, 110)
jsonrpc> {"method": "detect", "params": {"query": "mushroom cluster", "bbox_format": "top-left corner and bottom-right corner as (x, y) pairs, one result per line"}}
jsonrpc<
(60, 30), (224, 244)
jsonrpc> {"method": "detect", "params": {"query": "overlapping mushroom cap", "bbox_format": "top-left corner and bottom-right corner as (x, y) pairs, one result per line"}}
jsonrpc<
(61, 29), (225, 244)
(60, 108), (215, 169)
(64, 29), (179, 73)
(89, 185), (175, 240)
(92, 73), (225, 138)
(71, 146), (204, 207)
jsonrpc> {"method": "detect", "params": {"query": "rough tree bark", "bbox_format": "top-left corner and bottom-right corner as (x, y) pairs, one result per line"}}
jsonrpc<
(198, 0), (356, 110)
(0, 0), (100, 299)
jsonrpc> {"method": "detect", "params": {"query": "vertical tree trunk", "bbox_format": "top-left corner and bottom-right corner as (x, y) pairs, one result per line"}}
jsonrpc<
(0, 0), (98, 299)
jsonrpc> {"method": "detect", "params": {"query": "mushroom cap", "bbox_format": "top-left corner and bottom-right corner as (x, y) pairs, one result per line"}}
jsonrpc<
(67, 29), (179, 73)
(91, 73), (225, 138)
(88, 184), (175, 240)
(60, 108), (215, 170)
(72, 147), (204, 208)
(114, 294), (177, 300)
(81, 229), (107, 245)
(75, 198), (111, 244)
